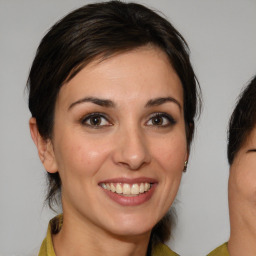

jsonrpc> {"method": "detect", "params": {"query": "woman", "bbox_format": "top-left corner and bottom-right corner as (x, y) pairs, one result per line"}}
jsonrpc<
(27, 1), (201, 255)
(207, 75), (256, 256)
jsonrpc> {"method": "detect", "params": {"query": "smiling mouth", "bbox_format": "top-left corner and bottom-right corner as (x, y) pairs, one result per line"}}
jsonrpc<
(99, 182), (152, 196)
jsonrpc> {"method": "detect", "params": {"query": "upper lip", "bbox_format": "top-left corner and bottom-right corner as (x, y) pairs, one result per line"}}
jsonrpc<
(98, 177), (158, 184)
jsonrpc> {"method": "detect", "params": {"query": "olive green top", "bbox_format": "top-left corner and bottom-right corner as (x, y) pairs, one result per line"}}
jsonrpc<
(207, 243), (229, 256)
(38, 215), (179, 256)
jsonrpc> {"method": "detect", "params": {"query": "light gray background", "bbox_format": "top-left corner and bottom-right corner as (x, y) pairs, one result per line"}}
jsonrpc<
(0, 0), (256, 255)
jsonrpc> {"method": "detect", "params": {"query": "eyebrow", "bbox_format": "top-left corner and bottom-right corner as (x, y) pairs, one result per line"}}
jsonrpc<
(68, 97), (115, 110)
(145, 97), (182, 110)
(68, 96), (182, 110)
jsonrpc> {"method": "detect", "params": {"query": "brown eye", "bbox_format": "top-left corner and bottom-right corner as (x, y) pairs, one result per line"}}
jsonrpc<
(152, 116), (163, 125)
(81, 113), (111, 127)
(146, 113), (176, 127)
(90, 116), (102, 126)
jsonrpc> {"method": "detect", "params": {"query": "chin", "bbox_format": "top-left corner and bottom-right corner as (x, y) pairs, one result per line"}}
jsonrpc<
(109, 225), (152, 238)
(104, 213), (157, 237)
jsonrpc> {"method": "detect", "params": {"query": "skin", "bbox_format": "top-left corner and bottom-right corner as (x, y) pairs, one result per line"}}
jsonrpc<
(30, 46), (188, 256)
(228, 127), (256, 256)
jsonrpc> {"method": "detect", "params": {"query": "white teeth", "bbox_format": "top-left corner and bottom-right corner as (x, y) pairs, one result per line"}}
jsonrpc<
(139, 183), (145, 193)
(145, 182), (150, 191)
(110, 183), (116, 192)
(131, 184), (139, 195)
(101, 182), (151, 196)
(116, 183), (122, 194)
(101, 183), (107, 189)
(123, 183), (131, 195)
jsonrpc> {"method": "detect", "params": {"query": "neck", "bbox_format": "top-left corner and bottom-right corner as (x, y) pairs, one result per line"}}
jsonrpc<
(228, 193), (256, 256)
(53, 213), (151, 256)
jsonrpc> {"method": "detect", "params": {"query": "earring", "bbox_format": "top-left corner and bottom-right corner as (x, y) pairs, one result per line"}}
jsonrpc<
(183, 161), (188, 172)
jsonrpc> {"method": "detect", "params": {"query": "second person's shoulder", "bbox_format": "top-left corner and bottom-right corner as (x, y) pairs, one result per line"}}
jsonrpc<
(207, 242), (229, 256)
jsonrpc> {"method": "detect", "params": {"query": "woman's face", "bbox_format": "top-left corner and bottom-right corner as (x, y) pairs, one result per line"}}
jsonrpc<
(229, 127), (256, 210)
(42, 46), (188, 237)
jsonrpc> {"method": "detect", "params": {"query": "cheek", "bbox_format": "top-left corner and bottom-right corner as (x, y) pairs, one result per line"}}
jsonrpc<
(232, 161), (256, 203)
(152, 135), (186, 212)
(152, 134), (187, 172)
(54, 136), (111, 178)
(76, 145), (102, 168)
(237, 172), (256, 202)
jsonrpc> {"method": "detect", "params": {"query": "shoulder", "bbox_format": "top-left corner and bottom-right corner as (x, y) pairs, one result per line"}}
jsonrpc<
(38, 215), (60, 256)
(152, 243), (179, 256)
(207, 242), (229, 256)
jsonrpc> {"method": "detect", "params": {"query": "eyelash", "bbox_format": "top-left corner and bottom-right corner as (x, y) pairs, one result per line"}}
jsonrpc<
(80, 113), (112, 128)
(80, 112), (176, 128)
(146, 112), (176, 127)
(247, 149), (256, 152)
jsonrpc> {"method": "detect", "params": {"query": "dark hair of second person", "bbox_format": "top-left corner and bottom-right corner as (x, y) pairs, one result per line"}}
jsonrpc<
(228, 75), (256, 164)
(207, 75), (256, 256)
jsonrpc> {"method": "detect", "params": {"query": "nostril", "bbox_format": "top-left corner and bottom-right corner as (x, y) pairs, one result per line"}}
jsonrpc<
(117, 158), (150, 170)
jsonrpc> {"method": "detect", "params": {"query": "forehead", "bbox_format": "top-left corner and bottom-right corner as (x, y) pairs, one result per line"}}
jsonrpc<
(58, 46), (183, 107)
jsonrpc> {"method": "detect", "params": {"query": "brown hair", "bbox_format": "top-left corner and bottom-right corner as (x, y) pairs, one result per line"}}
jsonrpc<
(27, 0), (201, 247)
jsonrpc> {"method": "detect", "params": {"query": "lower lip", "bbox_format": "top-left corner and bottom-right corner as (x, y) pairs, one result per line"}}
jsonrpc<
(100, 184), (157, 206)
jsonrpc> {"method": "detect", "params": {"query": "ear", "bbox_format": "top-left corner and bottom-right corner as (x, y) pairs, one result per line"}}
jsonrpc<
(29, 117), (58, 173)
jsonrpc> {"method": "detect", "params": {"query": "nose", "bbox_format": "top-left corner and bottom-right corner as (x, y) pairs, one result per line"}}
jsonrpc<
(112, 126), (151, 170)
